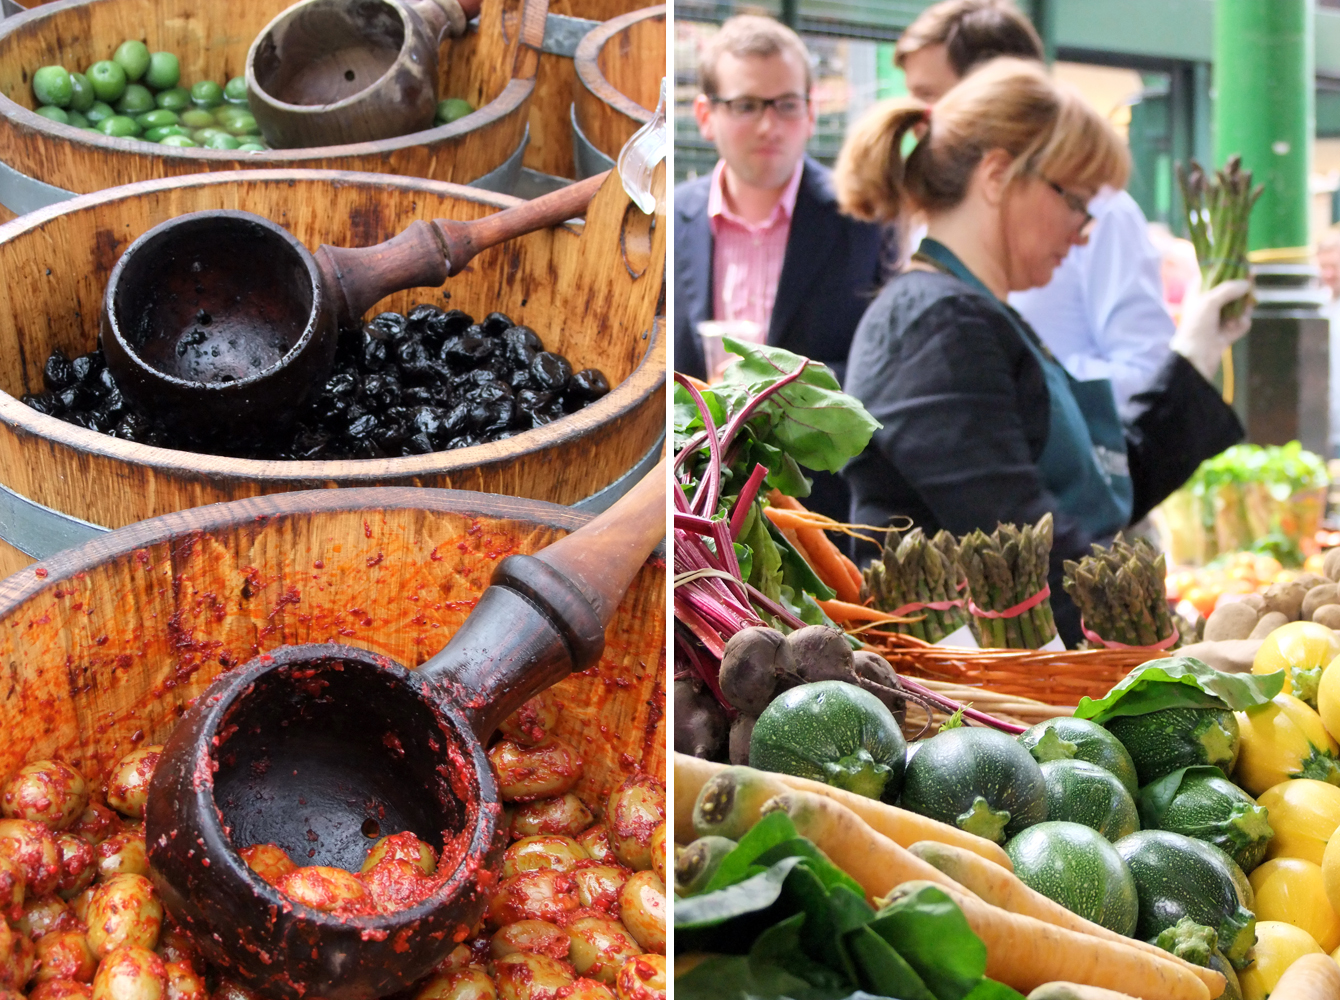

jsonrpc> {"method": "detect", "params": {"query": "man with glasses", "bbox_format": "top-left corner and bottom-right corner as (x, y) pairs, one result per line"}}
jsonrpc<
(675, 14), (886, 522)
(898, 0), (1175, 421)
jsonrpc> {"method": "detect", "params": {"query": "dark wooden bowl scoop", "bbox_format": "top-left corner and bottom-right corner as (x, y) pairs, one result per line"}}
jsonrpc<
(99, 170), (608, 445)
(246, 0), (484, 149)
(145, 457), (665, 999)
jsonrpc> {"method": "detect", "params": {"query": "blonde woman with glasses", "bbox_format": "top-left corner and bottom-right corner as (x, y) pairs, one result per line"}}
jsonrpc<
(834, 58), (1251, 647)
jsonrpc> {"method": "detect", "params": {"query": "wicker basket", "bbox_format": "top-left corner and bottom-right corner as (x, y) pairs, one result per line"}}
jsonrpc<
(867, 631), (1167, 708)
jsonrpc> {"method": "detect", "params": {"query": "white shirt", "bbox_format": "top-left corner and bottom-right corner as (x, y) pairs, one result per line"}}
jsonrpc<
(1009, 190), (1174, 421)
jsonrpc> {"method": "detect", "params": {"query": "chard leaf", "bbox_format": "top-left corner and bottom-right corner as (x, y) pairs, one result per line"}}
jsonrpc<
(1137, 765), (1228, 831)
(868, 884), (986, 1000)
(673, 953), (874, 1000)
(1074, 657), (1283, 723)
(704, 812), (803, 892)
(673, 856), (806, 929)
(846, 925), (935, 1000)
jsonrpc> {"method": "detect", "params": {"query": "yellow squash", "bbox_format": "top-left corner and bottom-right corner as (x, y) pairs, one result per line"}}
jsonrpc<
(1254, 622), (1340, 708)
(1257, 780), (1340, 866)
(1234, 694), (1340, 796)
(1317, 655), (1340, 745)
(1247, 857), (1340, 952)
(1238, 921), (1325, 1000)
(1322, 830), (1340, 917)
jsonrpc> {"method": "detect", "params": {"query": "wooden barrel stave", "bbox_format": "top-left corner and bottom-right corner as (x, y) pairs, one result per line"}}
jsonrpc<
(0, 487), (666, 829)
(0, 166), (666, 578)
(0, 0), (543, 220)
(572, 5), (664, 175)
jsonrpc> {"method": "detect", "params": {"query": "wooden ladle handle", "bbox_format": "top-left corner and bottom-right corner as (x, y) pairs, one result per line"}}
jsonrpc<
(315, 171), (610, 327)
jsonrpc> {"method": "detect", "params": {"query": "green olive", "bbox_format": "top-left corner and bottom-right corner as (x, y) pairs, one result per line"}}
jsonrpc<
(143, 124), (189, 142)
(144, 51), (180, 91)
(158, 134), (197, 147)
(34, 105), (70, 124)
(224, 76), (249, 103)
(203, 132), (240, 150)
(191, 126), (227, 142)
(86, 61), (127, 103)
(113, 40), (150, 82)
(114, 83), (154, 115)
(223, 113), (257, 136)
(233, 135), (265, 146)
(135, 108), (179, 129)
(33, 65), (73, 108)
(237, 143), (266, 152)
(190, 80), (223, 108)
(178, 108), (215, 129)
(68, 72), (94, 112)
(66, 109), (89, 128)
(435, 97), (474, 125)
(154, 86), (190, 111)
(84, 100), (115, 125)
(97, 114), (142, 138)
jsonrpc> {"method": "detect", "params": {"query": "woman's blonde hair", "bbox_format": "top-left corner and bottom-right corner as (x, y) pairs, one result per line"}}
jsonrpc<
(835, 58), (1130, 223)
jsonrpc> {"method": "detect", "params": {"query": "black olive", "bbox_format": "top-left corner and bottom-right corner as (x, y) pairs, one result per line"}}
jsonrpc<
(290, 428), (331, 459)
(366, 312), (407, 342)
(481, 312), (513, 336)
(56, 385), (84, 411)
(430, 383), (457, 408)
(66, 410), (100, 430)
(406, 304), (445, 337)
(72, 352), (104, 384)
(373, 413), (410, 449)
(515, 388), (551, 414)
(359, 373), (402, 410)
(43, 350), (76, 393)
(358, 327), (389, 371)
(502, 326), (541, 369)
(454, 369), (499, 392)
(405, 432), (435, 455)
(111, 412), (153, 441)
(562, 369), (611, 411)
(452, 434), (481, 450)
(352, 437), (386, 459)
(347, 412), (378, 439)
(22, 392), (61, 415)
(95, 367), (119, 397)
(394, 338), (437, 383)
(531, 352), (573, 391)
(402, 385), (435, 407)
(440, 334), (494, 367)
(507, 366), (535, 391)
(323, 371), (359, 398)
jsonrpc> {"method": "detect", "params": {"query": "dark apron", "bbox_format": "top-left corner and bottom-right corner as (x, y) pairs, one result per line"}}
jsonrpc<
(915, 239), (1134, 538)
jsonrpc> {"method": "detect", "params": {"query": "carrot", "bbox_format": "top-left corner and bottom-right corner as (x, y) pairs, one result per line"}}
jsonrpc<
(908, 841), (1224, 997)
(1270, 954), (1340, 1000)
(814, 599), (909, 624)
(689, 763), (1013, 870)
(673, 753), (725, 845)
(763, 493), (863, 604)
(1028, 984), (1145, 1000)
(760, 790), (962, 899)
(892, 880), (1212, 1000)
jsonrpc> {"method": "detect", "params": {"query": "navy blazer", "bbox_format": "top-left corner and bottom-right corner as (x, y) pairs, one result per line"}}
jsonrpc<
(673, 157), (887, 384)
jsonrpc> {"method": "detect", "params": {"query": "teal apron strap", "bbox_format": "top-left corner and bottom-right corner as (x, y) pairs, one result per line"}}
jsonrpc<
(913, 239), (1133, 537)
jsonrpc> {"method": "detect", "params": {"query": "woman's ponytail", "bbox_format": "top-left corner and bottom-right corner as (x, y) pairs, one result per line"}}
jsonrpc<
(834, 99), (930, 223)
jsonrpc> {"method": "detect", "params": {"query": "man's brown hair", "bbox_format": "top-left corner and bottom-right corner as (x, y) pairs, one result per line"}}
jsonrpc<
(698, 15), (813, 97)
(894, 0), (1043, 74)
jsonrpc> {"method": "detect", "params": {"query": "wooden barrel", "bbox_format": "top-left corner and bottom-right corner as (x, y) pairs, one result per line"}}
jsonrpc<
(523, 0), (659, 180)
(572, 6), (664, 177)
(0, 0), (545, 222)
(0, 486), (666, 847)
(0, 165), (666, 578)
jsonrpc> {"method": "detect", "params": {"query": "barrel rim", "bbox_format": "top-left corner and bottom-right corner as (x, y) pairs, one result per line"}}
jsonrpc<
(0, 483), (665, 607)
(573, 4), (664, 126)
(0, 166), (666, 483)
(0, 0), (539, 162)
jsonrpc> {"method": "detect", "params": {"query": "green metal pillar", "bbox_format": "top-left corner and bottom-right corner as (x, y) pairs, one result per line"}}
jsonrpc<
(1213, 0), (1313, 252)
(1026, 0), (1056, 63)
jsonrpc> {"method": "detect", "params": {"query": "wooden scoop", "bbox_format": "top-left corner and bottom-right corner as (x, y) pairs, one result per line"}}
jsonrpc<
(246, 0), (483, 148)
(99, 170), (607, 445)
(145, 458), (665, 999)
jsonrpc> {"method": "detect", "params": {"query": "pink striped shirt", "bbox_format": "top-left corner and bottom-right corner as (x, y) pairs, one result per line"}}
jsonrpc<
(708, 159), (805, 333)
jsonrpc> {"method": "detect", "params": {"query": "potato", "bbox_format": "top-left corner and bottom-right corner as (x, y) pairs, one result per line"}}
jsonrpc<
(1297, 572), (1328, 592)
(236, 844), (295, 887)
(575, 823), (614, 864)
(572, 863), (630, 913)
(87, 874), (163, 956)
(1204, 602), (1259, 642)
(490, 919), (570, 960)
(415, 968), (498, 1000)
(1304, 584), (1340, 621)
(2, 760), (89, 830)
(104, 748), (164, 822)
(90, 945), (166, 1000)
(486, 869), (580, 927)
(1262, 581), (1308, 621)
(503, 836), (588, 877)
(512, 794), (594, 840)
(56, 833), (97, 900)
(493, 952), (575, 1000)
(274, 867), (368, 913)
(1173, 639), (1264, 675)
(33, 931), (97, 984)
(565, 916), (642, 983)
(0, 818), (62, 895)
(728, 715), (755, 766)
(614, 954), (665, 1000)
(361, 832), (437, 876)
(1325, 547), (1340, 582)
(1250, 611), (1290, 640)
(606, 775), (666, 871)
(1315, 605), (1340, 629)
(785, 625), (855, 683)
(618, 871), (666, 953)
(718, 627), (789, 715)
(498, 693), (558, 747)
(488, 740), (583, 802)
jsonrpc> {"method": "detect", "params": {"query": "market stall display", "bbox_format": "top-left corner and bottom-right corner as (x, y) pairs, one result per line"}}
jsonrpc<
(571, 6), (665, 176)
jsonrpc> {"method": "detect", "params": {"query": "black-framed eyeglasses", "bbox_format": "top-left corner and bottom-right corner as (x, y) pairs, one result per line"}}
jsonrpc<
(708, 94), (809, 121)
(1043, 178), (1095, 235)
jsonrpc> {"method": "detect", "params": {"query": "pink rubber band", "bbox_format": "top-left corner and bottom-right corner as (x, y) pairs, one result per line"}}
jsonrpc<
(1080, 618), (1180, 651)
(887, 598), (965, 617)
(968, 584), (1051, 620)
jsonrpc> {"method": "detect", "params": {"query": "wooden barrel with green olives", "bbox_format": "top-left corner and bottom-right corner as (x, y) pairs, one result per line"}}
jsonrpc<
(523, 0), (662, 180)
(0, 168), (666, 578)
(0, 0), (542, 221)
(571, 6), (664, 177)
(0, 486), (666, 863)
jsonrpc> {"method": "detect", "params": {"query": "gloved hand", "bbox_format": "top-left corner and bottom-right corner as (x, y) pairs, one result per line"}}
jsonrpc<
(1169, 278), (1254, 381)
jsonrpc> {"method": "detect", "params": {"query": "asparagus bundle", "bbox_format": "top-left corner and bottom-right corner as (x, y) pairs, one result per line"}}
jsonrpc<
(861, 527), (970, 643)
(957, 514), (1058, 649)
(1062, 534), (1179, 649)
(1177, 155), (1264, 321)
